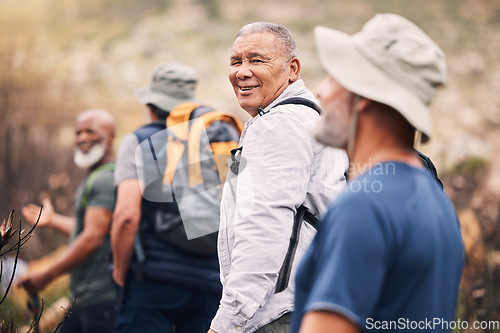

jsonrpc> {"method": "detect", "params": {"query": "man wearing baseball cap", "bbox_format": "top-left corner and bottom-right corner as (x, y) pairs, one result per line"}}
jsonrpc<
(292, 14), (464, 333)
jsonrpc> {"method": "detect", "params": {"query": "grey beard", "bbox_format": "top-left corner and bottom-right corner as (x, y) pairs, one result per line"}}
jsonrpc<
(314, 118), (349, 150)
(74, 143), (106, 169)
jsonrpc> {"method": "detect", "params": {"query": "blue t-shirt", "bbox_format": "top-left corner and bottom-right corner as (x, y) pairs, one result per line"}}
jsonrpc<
(292, 162), (464, 333)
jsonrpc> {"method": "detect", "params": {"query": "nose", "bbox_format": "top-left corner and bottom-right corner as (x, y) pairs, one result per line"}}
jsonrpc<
(75, 131), (94, 150)
(235, 62), (252, 80)
(76, 131), (89, 144)
(315, 77), (330, 102)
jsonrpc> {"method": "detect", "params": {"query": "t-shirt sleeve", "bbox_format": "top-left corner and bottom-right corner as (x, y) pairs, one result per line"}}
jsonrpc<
(303, 194), (391, 327)
(87, 170), (116, 211)
(114, 133), (140, 185)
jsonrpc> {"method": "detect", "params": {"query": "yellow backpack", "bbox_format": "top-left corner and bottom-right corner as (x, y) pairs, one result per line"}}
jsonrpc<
(165, 102), (243, 188)
(136, 102), (243, 254)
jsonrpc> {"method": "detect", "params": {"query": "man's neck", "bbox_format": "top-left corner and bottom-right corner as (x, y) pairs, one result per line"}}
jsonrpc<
(348, 138), (421, 180)
(88, 154), (113, 173)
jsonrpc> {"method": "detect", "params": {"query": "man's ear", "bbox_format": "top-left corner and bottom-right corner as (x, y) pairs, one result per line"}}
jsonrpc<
(288, 58), (301, 83)
(106, 132), (115, 150)
(357, 97), (372, 113)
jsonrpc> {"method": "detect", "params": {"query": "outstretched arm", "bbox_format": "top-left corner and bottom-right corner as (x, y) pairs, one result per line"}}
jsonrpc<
(18, 205), (112, 295)
(22, 198), (74, 236)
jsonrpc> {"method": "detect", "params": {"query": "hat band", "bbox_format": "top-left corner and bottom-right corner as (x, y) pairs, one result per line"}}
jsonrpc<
(151, 82), (196, 100)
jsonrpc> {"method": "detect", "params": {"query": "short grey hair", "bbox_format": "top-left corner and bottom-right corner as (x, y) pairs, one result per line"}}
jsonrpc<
(236, 22), (299, 62)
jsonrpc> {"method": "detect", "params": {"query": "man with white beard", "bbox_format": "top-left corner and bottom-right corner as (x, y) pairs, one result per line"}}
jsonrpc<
(18, 109), (118, 333)
(291, 14), (463, 333)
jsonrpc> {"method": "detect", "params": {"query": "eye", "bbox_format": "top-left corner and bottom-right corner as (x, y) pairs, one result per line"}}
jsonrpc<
(230, 60), (242, 66)
(251, 59), (263, 63)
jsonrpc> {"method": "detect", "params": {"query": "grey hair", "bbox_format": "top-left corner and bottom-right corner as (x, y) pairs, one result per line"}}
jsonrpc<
(236, 22), (299, 66)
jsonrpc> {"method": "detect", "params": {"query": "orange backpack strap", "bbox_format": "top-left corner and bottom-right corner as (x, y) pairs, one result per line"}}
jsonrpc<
(210, 141), (240, 185)
(163, 102), (200, 184)
(166, 102), (200, 140)
(164, 136), (186, 184)
(188, 111), (243, 187)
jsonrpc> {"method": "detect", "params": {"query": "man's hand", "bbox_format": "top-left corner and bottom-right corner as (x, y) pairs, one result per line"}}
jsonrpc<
(208, 329), (217, 333)
(17, 271), (53, 296)
(22, 198), (74, 235)
(22, 198), (54, 228)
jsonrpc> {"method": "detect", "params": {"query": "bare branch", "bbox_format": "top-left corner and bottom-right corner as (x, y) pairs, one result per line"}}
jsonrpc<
(0, 218), (21, 305)
(52, 297), (76, 333)
(0, 208), (41, 256)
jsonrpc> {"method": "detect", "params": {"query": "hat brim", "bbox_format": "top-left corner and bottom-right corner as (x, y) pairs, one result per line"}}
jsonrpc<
(314, 26), (432, 143)
(135, 87), (197, 112)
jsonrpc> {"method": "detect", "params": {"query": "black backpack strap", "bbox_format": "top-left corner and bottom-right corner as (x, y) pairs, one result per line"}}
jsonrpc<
(236, 97), (320, 174)
(258, 97), (322, 116)
(134, 121), (166, 143)
(229, 146), (243, 175)
(415, 149), (443, 189)
(132, 122), (167, 281)
(235, 97), (322, 293)
(275, 205), (319, 294)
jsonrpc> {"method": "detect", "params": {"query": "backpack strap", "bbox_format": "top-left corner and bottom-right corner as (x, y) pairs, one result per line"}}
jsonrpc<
(132, 123), (169, 282)
(263, 97), (322, 293)
(80, 163), (115, 208)
(258, 97), (322, 116)
(231, 98), (324, 292)
(163, 103), (201, 183)
(229, 98), (323, 292)
(275, 205), (319, 294)
(134, 122), (166, 143)
(164, 104), (243, 187)
(416, 149), (443, 189)
(187, 111), (243, 187)
(229, 97), (320, 176)
(166, 102), (201, 140)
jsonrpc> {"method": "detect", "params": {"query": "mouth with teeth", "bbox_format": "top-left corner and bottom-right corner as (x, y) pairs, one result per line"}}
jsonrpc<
(239, 85), (259, 92)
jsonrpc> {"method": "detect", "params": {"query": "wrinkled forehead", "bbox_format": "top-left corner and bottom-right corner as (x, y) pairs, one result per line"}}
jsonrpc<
(231, 32), (283, 56)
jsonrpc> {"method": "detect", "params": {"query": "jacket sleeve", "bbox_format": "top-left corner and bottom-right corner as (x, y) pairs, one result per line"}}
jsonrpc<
(211, 110), (313, 332)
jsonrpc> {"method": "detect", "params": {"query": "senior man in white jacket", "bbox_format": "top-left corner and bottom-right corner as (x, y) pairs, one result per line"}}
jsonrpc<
(208, 22), (348, 333)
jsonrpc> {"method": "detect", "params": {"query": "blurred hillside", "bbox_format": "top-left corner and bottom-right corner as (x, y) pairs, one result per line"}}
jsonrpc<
(1, 0), (500, 326)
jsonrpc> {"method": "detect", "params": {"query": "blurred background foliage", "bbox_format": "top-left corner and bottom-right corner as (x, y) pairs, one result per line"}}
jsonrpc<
(1, 0), (500, 330)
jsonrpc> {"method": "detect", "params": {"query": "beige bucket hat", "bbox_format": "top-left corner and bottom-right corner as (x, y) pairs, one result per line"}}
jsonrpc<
(315, 13), (447, 143)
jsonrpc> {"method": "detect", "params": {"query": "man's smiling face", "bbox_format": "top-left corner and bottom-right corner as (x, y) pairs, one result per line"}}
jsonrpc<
(229, 32), (299, 117)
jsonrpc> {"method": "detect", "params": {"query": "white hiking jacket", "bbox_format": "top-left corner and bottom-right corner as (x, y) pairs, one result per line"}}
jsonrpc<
(211, 80), (349, 333)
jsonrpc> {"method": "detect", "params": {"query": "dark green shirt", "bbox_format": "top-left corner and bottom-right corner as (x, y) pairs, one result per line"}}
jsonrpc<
(70, 165), (116, 307)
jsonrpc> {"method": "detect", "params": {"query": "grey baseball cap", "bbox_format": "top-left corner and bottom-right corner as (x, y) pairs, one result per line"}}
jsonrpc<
(315, 13), (447, 143)
(136, 63), (198, 112)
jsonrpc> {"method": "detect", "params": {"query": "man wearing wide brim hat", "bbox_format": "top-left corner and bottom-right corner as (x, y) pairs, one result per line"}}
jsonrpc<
(135, 63), (199, 112)
(292, 14), (464, 333)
